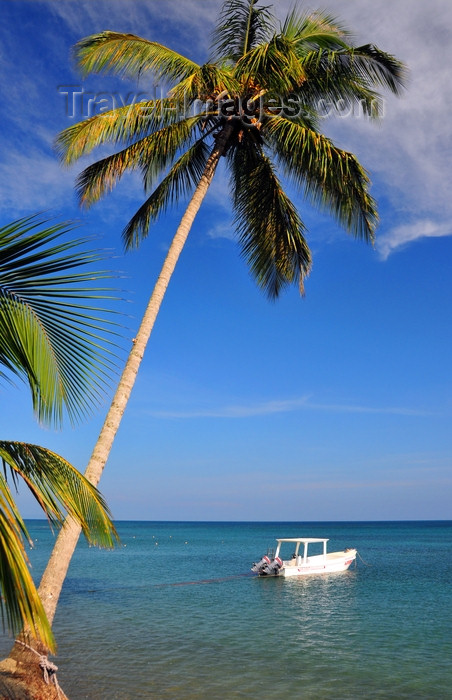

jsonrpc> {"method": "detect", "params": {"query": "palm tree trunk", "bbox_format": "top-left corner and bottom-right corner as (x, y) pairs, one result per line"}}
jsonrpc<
(1, 123), (234, 697)
(40, 121), (234, 627)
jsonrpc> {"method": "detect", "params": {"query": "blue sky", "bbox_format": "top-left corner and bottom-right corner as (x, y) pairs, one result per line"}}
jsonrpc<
(1, 0), (451, 521)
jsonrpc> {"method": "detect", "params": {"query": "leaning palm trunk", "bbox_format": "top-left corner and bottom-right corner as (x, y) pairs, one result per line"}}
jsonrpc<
(4, 124), (233, 700)
(37, 123), (232, 624)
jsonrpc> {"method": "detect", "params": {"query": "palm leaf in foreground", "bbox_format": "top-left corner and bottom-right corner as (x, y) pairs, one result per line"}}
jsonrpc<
(0, 482), (54, 651)
(0, 440), (119, 651)
(0, 215), (121, 427)
(0, 442), (118, 548)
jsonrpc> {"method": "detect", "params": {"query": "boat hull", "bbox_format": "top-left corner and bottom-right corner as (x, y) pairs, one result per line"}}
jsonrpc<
(261, 549), (357, 577)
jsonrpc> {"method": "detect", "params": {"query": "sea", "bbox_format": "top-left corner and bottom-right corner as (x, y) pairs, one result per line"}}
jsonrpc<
(0, 520), (451, 699)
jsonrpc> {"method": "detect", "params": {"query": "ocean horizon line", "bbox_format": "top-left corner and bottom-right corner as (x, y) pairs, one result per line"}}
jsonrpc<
(23, 517), (452, 524)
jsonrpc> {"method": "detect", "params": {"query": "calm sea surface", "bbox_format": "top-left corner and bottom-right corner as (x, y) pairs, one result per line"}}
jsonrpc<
(1, 521), (451, 699)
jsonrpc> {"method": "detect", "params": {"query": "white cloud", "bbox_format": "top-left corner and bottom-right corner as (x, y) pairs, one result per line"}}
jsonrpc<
(276, 0), (452, 259)
(376, 220), (452, 260)
(47, 0), (220, 61)
(0, 148), (75, 214)
(151, 396), (311, 418)
(147, 395), (430, 419)
(206, 223), (235, 241)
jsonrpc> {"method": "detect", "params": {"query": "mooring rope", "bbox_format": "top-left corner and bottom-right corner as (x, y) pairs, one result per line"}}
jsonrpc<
(356, 550), (371, 567)
(16, 639), (61, 697)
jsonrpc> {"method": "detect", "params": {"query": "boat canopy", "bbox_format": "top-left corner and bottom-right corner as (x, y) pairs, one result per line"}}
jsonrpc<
(275, 538), (329, 544)
(274, 538), (329, 562)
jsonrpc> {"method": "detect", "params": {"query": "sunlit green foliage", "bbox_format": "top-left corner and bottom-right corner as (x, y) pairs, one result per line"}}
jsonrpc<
(56, 0), (405, 298)
(0, 442), (119, 651)
(0, 215), (120, 651)
(0, 215), (121, 426)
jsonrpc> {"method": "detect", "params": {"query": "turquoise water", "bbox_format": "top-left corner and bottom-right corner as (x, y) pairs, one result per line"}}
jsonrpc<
(1, 521), (451, 699)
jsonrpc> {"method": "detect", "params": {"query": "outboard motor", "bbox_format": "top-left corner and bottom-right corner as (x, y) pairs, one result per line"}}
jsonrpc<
(251, 555), (271, 573)
(262, 556), (283, 576)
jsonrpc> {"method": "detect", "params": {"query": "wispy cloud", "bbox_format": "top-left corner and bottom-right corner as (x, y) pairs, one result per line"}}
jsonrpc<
(376, 219), (452, 260)
(0, 148), (75, 214)
(147, 396), (431, 419)
(207, 222), (235, 241)
(149, 396), (311, 418)
(47, 0), (219, 62)
(284, 0), (452, 259)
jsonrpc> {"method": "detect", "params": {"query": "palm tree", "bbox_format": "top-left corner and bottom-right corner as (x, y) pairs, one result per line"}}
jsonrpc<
(0, 215), (120, 657)
(8, 0), (405, 692)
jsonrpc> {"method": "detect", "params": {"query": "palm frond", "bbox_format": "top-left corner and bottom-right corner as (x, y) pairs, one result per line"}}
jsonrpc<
(75, 141), (145, 206)
(0, 441), (118, 549)
(139, 117), (205, 193)
(0, 478), (54, 650)
(229, 141), (311, 298)
(235, 34), (306, 93)
(55, 99), (180, 166)
(280, 9), (351, 49)
(0, 438), (118, 651)
(285, 50), (376, 117)
(211, 0), (274, 62)
(123, 138), (211, 249)
(264, 116), (378, 241)
(273, 12), (405, 116)
(74, 31), (199, 84)
(76, 116), (203, 206)
(169, 63), (240, 103)
(343, 44), (407, 95)
(0, 216), (121, 427)
(281, 6), (406, 99)
(297, 46), (405, 115)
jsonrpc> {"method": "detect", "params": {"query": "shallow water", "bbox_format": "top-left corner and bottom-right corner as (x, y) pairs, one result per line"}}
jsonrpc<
(1, 521), (451, 699)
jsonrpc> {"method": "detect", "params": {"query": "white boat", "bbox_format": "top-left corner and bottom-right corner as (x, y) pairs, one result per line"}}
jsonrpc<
(251, 538), (357, 577)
